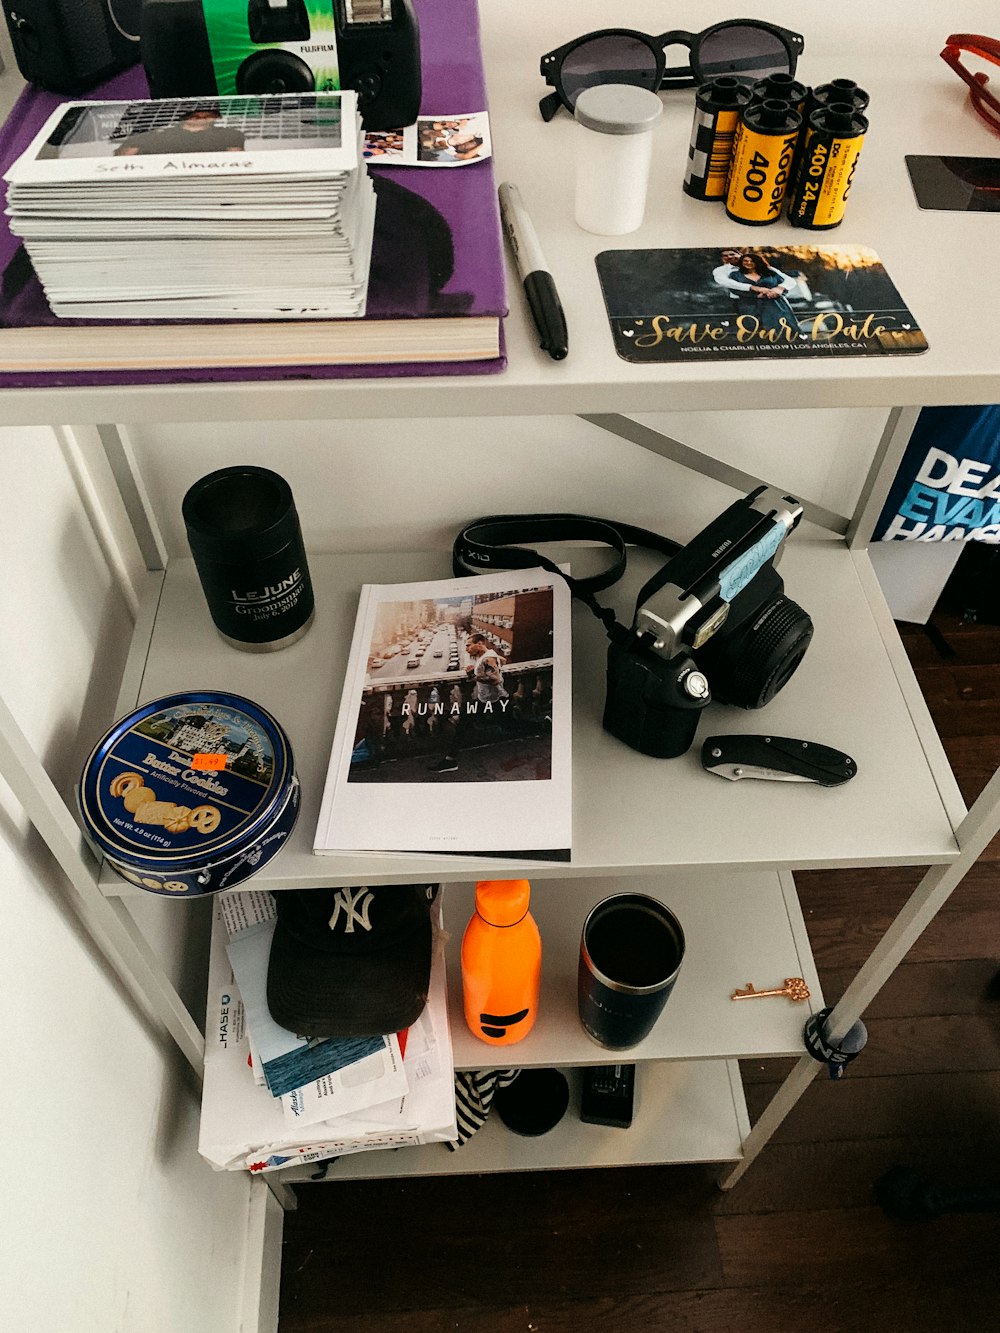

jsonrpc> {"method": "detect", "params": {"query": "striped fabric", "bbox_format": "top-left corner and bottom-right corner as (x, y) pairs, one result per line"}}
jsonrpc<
(447, 1069), (521, 1149)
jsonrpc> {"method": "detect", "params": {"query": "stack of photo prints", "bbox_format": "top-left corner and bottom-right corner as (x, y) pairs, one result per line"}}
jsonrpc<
(3, 91), (375, 320)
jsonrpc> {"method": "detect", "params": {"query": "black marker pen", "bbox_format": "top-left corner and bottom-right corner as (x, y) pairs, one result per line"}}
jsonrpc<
(498, 181), (568, 360)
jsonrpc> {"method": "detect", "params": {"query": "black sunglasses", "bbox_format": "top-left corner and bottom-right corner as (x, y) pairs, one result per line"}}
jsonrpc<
(539, 19), (805, 121)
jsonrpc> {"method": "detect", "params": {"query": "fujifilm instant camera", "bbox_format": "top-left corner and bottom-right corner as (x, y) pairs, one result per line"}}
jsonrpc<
(603, 486), (815, 758)
(140, 0), (422, 128)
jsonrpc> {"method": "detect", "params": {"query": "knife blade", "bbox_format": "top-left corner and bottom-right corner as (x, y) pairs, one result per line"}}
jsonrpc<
(701, 734), (857, 786)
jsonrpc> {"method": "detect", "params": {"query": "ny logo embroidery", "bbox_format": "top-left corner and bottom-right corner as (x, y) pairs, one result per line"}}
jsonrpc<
(328, 886), (375, 933)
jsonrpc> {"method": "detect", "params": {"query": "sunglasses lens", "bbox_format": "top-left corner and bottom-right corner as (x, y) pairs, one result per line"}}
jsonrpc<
(560, 35), (660, 108)
(698, 25), (790, 83)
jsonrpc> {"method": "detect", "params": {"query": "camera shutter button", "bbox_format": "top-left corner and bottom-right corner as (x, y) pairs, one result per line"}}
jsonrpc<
(682, 670), (710, 701)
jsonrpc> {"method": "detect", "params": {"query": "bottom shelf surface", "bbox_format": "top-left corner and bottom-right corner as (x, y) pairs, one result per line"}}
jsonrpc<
(277, 1059), (750, 1183)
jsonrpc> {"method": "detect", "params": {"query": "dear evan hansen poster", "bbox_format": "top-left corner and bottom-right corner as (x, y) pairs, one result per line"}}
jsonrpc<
(875, 407), (1000, 542)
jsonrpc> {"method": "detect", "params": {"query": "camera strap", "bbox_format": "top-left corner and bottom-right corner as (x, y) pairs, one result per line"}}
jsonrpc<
(452, 514), (681, 646)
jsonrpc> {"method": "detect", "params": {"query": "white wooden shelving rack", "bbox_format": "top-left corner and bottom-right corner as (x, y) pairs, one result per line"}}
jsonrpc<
(4, 1), (1000, 1321)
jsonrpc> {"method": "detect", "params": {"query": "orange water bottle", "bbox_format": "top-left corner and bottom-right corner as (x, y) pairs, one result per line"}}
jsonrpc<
(461, 878), (541, 1045)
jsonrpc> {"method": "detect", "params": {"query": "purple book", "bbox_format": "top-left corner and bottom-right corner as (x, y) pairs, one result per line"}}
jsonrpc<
(0, 0), (507, 388)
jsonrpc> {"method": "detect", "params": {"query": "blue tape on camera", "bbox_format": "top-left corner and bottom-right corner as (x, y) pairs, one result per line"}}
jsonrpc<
(718, 523), (784, 602)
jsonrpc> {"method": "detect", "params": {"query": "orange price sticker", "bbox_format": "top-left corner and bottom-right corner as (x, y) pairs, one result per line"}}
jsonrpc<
(191, 753), (227, 771)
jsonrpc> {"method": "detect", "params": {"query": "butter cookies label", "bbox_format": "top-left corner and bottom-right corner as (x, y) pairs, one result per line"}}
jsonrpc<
(87, 701), (286, 862)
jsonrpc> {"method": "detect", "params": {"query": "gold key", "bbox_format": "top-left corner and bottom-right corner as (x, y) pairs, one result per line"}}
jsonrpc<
(731, 977), (811, 1002)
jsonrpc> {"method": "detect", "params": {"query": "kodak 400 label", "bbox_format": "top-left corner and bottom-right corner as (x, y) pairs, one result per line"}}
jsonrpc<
(725, 116), (800, 226)
(788, 114), (867, 229)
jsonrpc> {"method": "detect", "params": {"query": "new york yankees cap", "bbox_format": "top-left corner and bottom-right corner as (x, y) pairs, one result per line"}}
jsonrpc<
(266, 884), (439, 1038)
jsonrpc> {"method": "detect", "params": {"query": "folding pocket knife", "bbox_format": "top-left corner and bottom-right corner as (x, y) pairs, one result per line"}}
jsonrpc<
(700, 735), (857, 787)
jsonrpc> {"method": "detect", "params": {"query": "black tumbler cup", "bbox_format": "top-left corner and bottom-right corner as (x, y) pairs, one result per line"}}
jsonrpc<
(182, 465), (315, 652)
(578, 894), (685, 1049)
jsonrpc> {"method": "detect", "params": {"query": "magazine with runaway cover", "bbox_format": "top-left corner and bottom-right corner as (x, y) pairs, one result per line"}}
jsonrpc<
(200, 893), (456, 1171)
(0, 0), (507, 382)
(314, 567), (572, 861)
(595, 245), (928, 363)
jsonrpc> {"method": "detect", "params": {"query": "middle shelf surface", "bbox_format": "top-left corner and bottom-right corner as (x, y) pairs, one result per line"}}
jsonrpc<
(101, 538), (962, 894)
(445, 870), (822, 1070)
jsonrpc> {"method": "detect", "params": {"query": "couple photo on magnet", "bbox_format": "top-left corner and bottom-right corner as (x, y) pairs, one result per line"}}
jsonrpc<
(596, 244), (928, 362)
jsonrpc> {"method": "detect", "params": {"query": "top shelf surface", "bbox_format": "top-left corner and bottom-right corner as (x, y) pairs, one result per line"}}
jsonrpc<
(3, 0), (1000, 426)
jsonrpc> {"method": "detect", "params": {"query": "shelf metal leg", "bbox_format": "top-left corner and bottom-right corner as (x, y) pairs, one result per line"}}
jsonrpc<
(95, 422), (167, 572)
(242, 1179), (285, 1333)
(847, 405), (921, 549)
(265, 1178), (298, 1211)
(579, 412), (850, 536)
(0, 693), (205, 1073)
(720, 763), (1000, 1190)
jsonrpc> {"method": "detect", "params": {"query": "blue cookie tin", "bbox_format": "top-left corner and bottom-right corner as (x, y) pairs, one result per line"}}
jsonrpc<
(79, 691), (299, 898)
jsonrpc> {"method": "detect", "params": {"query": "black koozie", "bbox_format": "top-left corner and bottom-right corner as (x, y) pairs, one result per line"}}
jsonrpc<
(182, 465), (315, 652)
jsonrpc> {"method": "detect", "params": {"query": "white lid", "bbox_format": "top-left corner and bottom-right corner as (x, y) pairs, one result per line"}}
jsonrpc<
(574, 84), (664, 135)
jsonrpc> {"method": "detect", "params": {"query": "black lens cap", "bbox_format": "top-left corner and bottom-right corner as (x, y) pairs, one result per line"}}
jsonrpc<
(494, 1069), (570, 1137)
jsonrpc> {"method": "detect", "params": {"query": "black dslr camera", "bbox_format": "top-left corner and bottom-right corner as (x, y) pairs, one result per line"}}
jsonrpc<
(604, 486), (814, 758)
(2, 0), (141, 93)
(140, 0), (421, 129)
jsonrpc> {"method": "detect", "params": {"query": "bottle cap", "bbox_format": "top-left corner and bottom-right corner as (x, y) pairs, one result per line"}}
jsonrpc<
(574, 84), (663, 135)
(474, 878), (531, 926)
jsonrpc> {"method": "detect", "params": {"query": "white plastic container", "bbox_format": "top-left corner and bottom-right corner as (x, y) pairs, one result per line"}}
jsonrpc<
(573, 84), (663, 235)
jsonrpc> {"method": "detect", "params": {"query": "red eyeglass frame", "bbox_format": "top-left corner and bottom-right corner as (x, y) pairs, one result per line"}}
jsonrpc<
(941, 32), (1000, 134)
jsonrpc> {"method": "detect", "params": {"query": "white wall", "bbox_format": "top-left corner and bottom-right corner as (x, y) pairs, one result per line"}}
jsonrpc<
(125, 406), (955, 622)
(0, 426), (252, 1333)
(128, 406), (888, 558)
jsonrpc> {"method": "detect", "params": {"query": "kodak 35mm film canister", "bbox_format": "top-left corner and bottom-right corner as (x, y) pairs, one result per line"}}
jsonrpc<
(788, 103), (869, 230)
(724, 98), (802, 225)
(757, 76), (810, 186)
(790, 81), (869, 198)
(750, 73), (809, 114)
(811, 78), (870, 115)
(684, 76), (752, 200)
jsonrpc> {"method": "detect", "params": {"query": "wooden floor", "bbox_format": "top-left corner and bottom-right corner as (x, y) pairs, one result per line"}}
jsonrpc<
(279, 604), (1000, 1332)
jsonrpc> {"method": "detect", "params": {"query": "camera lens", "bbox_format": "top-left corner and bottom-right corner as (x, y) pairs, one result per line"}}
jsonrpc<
(695, 593), (813, 709)
(236, 50), (315, 95)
